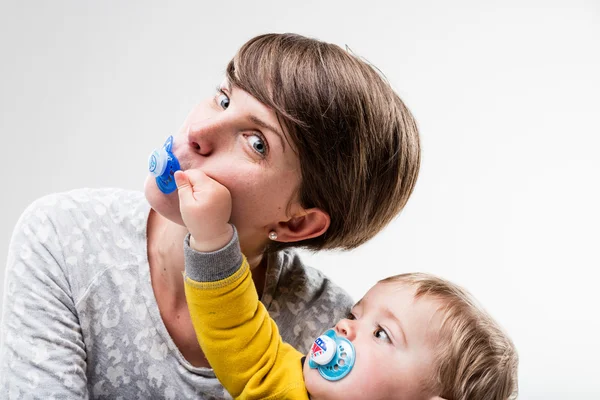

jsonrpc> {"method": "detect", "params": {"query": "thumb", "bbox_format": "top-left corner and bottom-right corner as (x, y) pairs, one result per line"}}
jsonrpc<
(174, 170), (195, 209)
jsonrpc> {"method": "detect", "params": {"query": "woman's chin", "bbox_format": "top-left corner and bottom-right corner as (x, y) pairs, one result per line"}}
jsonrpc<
(144, 175), (185, 226)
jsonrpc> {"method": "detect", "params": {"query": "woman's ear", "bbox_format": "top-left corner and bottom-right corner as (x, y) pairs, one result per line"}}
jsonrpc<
(274, 208), (330, 243)
(430, 396), (447, 400)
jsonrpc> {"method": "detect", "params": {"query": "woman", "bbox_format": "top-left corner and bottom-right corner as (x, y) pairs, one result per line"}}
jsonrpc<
(0, 33), (420, 398)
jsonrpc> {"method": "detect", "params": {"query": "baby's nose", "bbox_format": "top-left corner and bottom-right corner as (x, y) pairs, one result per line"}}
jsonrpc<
(334, 318), (356, 341)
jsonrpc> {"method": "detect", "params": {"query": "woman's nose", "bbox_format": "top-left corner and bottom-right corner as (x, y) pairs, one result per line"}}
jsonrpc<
(186, 122), (216, 156)
(334, 318), (356, 341)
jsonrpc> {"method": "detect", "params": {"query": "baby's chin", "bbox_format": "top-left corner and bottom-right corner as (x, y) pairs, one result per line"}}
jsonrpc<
(302, 359), (322, 398)
(302, 357), (337, 400)
(143, 175), (185, 226)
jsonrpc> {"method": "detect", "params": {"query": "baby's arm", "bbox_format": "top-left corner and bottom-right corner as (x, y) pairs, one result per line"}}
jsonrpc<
(175, 171), (308, 400)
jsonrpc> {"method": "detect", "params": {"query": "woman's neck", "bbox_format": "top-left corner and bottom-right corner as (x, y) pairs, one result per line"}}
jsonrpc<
(146, 209), (268, 306)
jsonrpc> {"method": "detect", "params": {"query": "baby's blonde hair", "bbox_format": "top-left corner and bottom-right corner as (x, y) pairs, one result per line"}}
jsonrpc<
(380, 273), (518, 400)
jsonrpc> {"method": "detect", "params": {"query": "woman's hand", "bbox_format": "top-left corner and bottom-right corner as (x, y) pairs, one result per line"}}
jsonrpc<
(174, 170), (234, 252)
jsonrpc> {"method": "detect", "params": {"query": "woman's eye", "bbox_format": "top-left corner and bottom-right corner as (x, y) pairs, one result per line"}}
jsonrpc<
(374, 327), (390, 342)
(217, 92), (230, 110)
(247, 135), (267, 156)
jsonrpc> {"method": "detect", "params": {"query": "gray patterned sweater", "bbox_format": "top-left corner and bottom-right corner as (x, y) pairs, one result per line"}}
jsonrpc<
(0, 188), (353, 399)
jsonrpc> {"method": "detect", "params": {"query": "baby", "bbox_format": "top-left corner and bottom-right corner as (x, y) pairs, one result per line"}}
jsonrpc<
(175, 170), (518, 400)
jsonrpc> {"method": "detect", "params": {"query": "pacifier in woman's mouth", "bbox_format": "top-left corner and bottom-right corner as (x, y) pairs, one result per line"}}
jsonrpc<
(148, 136), (181, 194)
(308, 329), (355, 381)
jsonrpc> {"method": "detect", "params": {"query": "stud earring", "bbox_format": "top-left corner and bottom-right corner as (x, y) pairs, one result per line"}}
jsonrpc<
(268, 231), (278, 241)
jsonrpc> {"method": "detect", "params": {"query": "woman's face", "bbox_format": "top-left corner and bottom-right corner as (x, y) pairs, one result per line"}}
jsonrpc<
(144, 80), (303, 250)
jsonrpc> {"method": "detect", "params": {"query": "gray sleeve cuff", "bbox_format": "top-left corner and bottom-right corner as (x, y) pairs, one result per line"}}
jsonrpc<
(183, 226), (243, 282)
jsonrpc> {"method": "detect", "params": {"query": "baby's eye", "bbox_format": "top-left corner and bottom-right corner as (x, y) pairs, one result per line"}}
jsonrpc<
(374, 327), (390, 342)
(346, 312), (356, 320)
(217, 92), (230, 110)
(247, 135), (267, 156)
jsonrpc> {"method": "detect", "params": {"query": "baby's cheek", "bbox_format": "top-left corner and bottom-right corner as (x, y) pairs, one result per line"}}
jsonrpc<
(347, 353), (388, 395)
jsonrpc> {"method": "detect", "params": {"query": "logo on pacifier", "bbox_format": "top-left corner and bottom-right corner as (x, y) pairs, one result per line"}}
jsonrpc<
(311, 337), (328, 358)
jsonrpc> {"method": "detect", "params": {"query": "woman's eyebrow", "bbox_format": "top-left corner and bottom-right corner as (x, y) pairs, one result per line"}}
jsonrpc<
(228, 84), (287, 153)
(248, 114), (286, 152)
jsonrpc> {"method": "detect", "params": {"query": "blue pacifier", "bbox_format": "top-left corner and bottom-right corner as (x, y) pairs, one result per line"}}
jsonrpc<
(148, 136), (181, 194)
(308, 329), (355, 381)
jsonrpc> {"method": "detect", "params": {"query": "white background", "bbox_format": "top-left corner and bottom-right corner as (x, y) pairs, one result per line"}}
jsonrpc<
(1, 1), (599, 398)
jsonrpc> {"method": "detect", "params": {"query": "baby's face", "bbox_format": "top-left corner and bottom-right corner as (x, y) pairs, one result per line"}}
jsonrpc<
(303, 282), (445, 400)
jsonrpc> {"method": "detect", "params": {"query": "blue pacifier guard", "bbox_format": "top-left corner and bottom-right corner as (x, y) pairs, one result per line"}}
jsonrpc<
(148, 136), (181, 194)
(308, 329), (355, 381)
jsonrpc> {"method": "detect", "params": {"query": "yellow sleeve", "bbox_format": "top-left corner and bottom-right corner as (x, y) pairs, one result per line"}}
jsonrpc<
(184, 257), (309, 400)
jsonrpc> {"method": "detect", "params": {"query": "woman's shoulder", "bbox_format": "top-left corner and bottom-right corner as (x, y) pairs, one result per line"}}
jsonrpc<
(22, 187), (146, 215)
(19, 187), (148, 232)
(16, 187), (150, 260)
(10, 188), (151, 304)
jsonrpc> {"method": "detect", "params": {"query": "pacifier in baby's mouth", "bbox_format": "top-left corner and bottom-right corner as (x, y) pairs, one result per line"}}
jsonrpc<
(308, 329), (355, 381)
(148, 136), (181, 194)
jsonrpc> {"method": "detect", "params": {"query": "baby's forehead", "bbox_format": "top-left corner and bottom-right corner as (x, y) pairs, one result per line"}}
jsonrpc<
(358, 280), (431, 305)
(358, 282), (446, 327)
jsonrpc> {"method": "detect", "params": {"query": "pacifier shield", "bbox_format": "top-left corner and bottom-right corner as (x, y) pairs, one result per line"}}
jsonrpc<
(148, 136), (181, 194)
(308, 329), (355, 381)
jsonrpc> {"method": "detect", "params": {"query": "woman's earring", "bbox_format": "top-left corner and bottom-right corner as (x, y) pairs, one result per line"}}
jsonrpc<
(268, 231), (278, 241)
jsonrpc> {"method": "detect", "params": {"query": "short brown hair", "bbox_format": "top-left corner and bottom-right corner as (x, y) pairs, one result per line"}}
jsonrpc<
(226, 33), (420, 250)
(380, 273), (519, 400)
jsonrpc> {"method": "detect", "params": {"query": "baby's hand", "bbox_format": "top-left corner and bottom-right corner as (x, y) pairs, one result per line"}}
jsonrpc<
(174, 170), (233, 252)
